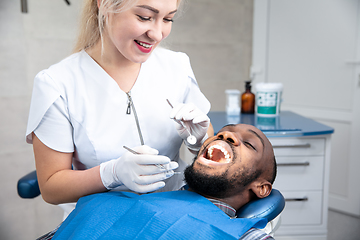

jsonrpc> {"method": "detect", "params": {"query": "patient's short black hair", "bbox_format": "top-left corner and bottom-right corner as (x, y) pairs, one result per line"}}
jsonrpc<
(268, 156), (277, 184)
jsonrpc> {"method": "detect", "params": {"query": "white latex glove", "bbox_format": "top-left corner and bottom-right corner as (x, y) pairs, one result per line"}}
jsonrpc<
(169, 103), (210, 151)
(100, 145), (179, 193)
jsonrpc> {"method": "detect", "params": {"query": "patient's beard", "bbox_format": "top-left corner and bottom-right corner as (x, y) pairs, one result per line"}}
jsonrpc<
(184, 164), (230, 198)
(184, 160), (261, 199)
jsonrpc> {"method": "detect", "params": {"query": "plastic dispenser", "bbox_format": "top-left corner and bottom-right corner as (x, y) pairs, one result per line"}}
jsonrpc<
(225, 89), (241, 124)
(225, 89), (241, 116)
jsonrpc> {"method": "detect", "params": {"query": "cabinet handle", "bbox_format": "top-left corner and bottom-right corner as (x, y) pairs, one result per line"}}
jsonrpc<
(277, 162), (310, 167)
(285, 197), (308, 202)
(273, 143), (311, 148)
(345, 59), (360, 65)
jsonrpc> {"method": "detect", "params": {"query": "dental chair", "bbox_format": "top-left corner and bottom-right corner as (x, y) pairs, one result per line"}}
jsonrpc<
(17, 170), (285, 236)
(17, 170), (40, 199)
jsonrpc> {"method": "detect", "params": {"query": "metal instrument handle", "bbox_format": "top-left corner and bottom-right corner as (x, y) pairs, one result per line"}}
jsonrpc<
(21, 0), (28, 13)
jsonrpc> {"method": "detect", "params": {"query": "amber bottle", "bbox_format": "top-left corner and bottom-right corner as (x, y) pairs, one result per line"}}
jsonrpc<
(241, 81), (255, 114)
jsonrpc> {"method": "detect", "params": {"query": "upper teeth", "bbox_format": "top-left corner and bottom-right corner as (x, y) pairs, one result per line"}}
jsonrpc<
(138, 41), (152, 48)
(208, 145), (231, 161)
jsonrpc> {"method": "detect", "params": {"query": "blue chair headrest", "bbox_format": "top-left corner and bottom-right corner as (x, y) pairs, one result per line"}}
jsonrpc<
(17, 170), (40, 199)
(236, 189), (285, 222)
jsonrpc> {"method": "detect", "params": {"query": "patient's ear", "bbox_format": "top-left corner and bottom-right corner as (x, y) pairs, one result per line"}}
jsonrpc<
(251, 180), (272, 199)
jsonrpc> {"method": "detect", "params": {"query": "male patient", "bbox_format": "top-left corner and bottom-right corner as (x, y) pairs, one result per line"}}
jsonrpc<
(53, 124), (277, 240)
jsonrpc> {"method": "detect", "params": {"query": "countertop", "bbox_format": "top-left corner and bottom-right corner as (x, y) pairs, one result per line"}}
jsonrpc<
(208, 111), (334, 137)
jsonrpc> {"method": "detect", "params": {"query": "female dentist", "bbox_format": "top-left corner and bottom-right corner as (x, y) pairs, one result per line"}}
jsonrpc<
(25, 0), (212, 216)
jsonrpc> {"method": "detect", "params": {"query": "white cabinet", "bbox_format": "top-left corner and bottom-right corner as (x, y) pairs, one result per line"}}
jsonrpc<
(252, 0), (360, 217)
(270, 136), (332, 240)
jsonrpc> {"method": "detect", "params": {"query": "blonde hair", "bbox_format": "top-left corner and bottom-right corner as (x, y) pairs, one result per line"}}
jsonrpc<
(73, 0), (183, 53)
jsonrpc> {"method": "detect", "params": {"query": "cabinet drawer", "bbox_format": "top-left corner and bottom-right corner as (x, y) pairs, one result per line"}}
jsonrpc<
(273, 156), (324, 191)
(280, 191), (323, 226)
(270, 138), (325, 156)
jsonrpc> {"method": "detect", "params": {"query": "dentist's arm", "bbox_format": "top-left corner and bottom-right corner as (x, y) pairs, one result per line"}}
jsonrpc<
(33, 133), (105, 204)
(33, 134), (178, 204)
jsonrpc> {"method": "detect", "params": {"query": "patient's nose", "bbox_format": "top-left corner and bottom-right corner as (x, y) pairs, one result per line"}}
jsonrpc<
(217, 131), (240, 146)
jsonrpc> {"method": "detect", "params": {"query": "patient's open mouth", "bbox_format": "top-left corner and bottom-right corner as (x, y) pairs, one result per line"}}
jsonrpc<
(203, 141), (232, 164)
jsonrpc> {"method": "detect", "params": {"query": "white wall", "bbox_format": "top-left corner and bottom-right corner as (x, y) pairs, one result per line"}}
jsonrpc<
(1, 1), (83, 238)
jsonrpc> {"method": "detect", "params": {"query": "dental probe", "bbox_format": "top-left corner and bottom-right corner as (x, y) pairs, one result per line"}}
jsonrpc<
(166, 99), (197, 145)
(123, 146), (181, 174)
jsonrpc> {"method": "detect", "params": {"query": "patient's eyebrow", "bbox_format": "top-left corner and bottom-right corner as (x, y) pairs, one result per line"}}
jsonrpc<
(248, 129), (265, 148)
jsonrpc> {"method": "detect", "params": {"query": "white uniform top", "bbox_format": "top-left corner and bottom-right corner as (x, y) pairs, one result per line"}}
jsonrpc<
(26, 47), (211, 193)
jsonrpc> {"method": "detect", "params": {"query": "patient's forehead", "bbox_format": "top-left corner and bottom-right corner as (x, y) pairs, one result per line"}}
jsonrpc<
(219, 124), (273, 153)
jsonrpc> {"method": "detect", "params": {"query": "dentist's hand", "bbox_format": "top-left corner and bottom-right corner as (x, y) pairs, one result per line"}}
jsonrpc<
(169, 103), (210, 151)
(100, 145), (179, 193)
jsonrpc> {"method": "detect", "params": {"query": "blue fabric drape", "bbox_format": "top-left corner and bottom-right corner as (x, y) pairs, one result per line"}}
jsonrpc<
(53, 190), (267, 239)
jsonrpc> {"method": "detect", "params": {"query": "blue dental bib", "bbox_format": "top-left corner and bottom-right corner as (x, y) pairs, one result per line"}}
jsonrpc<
(53, 190), (267, 239)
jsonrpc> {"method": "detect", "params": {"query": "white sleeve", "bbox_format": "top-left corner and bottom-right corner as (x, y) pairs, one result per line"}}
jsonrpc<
(34, 97), (74, 152)
(26, 71), (74, 152)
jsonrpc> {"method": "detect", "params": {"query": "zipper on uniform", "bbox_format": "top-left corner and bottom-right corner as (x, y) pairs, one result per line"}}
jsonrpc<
(126, 99), (131, 114)
(126, 91), (144, 145)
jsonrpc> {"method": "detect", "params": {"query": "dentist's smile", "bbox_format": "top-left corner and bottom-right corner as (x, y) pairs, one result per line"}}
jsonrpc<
(134, 40), (153, 53)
